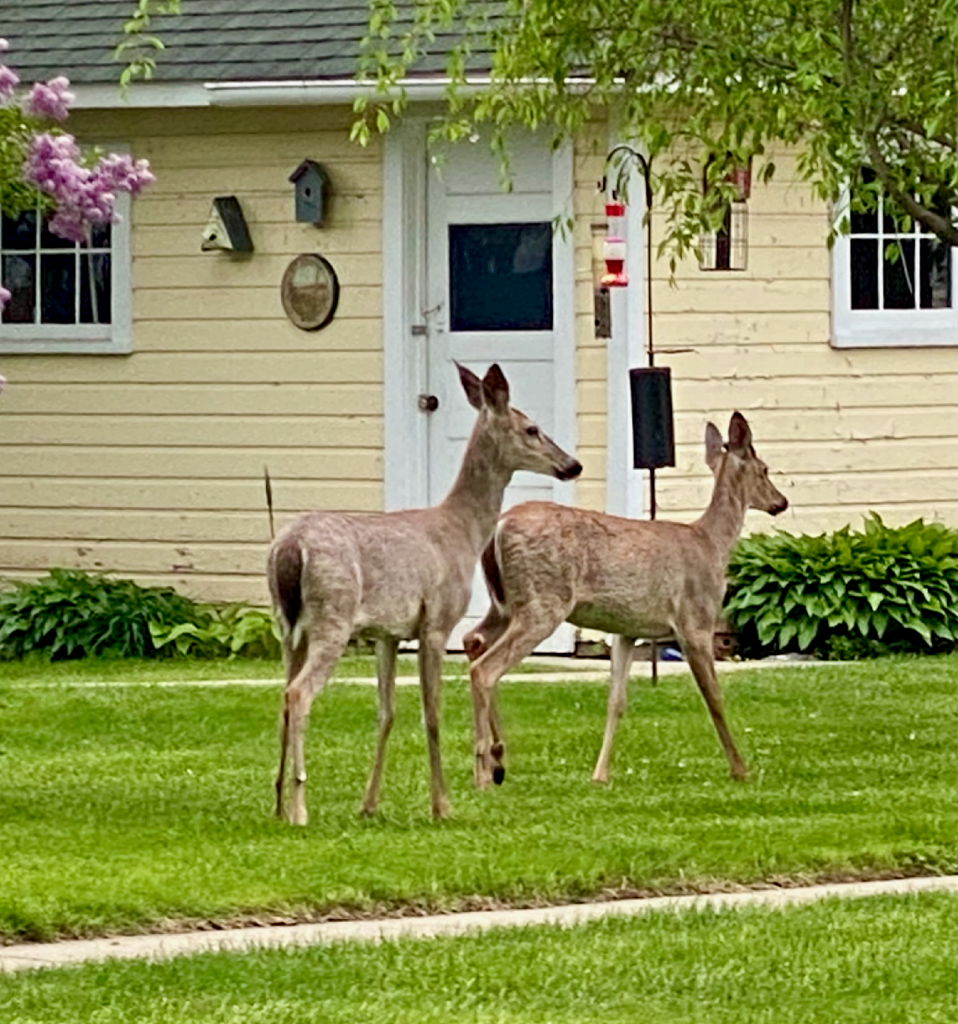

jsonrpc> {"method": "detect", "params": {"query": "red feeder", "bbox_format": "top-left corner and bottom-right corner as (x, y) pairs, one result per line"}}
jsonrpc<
(601, 199), (628, 287)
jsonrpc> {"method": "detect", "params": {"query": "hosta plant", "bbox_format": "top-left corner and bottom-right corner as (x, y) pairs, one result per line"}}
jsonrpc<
(725, 514), (958, 660)
(0, 569), (279, 661)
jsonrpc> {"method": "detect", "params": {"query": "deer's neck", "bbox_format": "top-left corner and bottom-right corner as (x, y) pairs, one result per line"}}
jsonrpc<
(440, 428), (512, 553)
(694, 458), (748, 567)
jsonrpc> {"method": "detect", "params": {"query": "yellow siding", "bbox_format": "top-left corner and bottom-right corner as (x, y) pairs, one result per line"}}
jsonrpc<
(0, 106), (384, 603)
(1, 107), (955, 610)
(574, 135), (958, 534)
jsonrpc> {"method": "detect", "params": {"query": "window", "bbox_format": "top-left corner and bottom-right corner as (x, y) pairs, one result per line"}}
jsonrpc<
(832, 179), (956, 348)
(0, 194), (131, 354)
(699, 159), (750, 272)
(449, 222), (553, 331)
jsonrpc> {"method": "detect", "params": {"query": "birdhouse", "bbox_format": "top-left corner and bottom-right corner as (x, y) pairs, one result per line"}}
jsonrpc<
(200, 196), (253, 253)
(289, 160), (329, 225)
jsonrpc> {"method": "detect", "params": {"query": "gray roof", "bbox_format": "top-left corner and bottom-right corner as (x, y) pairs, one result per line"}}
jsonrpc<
(0, 0), (477, 85)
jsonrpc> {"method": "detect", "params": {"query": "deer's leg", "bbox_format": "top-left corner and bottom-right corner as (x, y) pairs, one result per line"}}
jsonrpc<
(419, 627), (451, 820)
(359, 636), (399, 817)
(592, 634), (636, 783)
(470, 609), (566, 788)
(679, 631), (749, 781)
(275, 635), (308, 818)
(281, 626), (351, 826)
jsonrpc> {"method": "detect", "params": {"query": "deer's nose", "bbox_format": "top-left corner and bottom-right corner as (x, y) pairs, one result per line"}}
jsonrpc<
(770, 498), (788, 515)
(556, 461), (583, 481)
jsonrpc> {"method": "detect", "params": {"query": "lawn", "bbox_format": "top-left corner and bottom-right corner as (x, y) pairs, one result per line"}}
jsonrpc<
(1, 892), (954, 1022)
(0, 654), (954, 942)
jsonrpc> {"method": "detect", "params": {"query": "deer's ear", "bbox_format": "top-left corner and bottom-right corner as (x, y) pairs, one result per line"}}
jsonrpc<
(457, 362), (484, 410)
(705, 422), (724, 469)
(727, 411), (753, 452)
(482, 363), (510, 414)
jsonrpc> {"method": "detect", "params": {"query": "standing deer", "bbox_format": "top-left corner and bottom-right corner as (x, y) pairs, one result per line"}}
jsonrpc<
(463, 411), (787, 787)
(268, 363), (581, 824)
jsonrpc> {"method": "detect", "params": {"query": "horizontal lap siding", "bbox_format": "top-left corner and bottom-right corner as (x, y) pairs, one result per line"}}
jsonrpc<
(0, 107), (384, 604)
(577, 139), (958, 532)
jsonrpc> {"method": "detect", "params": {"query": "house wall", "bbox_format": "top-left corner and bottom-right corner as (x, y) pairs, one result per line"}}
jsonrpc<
(575, 139), (957, 534)
(1, 108), (954, 611)
(0, 106), (384, 603)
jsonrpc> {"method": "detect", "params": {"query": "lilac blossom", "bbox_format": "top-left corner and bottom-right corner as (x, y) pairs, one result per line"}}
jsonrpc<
(0, 63), (18, 103)
(21, 75), (75, 122)
(23, 132), (156, 243)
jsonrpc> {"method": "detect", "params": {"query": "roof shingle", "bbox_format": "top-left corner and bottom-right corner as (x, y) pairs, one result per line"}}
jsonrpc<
(0, 0), (471, 85)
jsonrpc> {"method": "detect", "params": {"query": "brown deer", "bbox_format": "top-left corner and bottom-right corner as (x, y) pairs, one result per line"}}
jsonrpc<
(268, 363), (581, 824)
(463, 411), (787, 788)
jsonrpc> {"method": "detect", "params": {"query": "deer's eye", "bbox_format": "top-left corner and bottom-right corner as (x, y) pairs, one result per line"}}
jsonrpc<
(525, 425), (539, 438)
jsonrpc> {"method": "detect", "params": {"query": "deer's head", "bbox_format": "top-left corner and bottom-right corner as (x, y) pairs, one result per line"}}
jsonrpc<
(705, 412), (788, 516)
(458, 363), (582, 482)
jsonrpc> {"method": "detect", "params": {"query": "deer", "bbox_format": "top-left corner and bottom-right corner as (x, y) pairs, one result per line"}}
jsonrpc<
(267, 363), (582, 824)
(463, 411), (788, 789)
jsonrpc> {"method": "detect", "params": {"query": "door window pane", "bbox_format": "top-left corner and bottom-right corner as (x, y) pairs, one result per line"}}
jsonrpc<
(449, 222), (553, 331)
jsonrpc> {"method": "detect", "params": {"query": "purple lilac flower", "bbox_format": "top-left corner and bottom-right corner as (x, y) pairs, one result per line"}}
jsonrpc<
(0, 63), (19, 104)
(22, 76), (75, 122)
(23, 132), (156, 242)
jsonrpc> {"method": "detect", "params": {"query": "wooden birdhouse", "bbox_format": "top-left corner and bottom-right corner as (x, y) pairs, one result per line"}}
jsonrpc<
(289, 160), (329, 225)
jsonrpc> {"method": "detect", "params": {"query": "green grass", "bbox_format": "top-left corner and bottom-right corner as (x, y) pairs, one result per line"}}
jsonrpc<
(0, 655), (954, 941)
(1, 892), (955, 1022)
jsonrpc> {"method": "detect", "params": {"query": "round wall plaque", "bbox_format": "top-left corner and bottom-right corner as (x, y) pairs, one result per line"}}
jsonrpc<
(281, 253), (340, 331)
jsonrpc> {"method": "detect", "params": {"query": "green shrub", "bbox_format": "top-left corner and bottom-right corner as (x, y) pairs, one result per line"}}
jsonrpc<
(0, 569), (279, 661)
(725, 514), (958, 660)
(149, 604), (281, 660)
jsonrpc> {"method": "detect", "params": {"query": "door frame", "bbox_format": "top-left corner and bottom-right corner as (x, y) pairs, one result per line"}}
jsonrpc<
(382, 118), (577, 513)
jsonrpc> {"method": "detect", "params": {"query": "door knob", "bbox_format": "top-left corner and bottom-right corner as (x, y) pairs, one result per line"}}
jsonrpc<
(418, 394), (440, 412)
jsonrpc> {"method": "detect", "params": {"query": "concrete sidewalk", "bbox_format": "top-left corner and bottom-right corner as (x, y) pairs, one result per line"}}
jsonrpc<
(12, 656), (823, 689)
(1, 876), (953, 974)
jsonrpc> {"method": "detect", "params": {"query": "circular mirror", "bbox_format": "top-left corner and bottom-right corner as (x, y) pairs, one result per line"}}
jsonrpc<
(281, 253), (340, 331)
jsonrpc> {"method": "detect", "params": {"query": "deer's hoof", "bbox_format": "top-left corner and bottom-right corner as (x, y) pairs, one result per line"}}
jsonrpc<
(492, 765), (506, 786)
(731, 767), (749, 782)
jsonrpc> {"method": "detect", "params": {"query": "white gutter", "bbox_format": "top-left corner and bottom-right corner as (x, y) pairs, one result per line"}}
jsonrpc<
(205, 77), (501, 106)
(70, 75), (601, 111)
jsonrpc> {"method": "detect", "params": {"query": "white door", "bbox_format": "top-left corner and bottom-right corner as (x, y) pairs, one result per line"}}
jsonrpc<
(423, 136), (576, 651)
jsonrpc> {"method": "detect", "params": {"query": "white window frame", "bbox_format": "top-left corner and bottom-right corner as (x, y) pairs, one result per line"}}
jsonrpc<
(831, 189), (958, 349)
(0, 187), (132, 356)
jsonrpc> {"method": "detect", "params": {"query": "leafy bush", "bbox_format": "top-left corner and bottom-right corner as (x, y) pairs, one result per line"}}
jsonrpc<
(725, 515), (958, 660)
(149, 605), (280, 660)
(0, 569), (279, 661)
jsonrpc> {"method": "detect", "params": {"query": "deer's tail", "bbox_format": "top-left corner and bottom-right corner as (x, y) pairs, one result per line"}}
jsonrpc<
(270, 537), (303, 640)
(481, 534), (506, 607)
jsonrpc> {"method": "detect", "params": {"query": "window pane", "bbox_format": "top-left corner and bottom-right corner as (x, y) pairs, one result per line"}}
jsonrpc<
(883, 239), (916, 309)
(849, 205), (877, 235)
(881, 199), (911, 236)
(920, 240), (952, 309)
(2, 209), (37, 250)
(850, 239), (878, 309)
(40, 253), (76, 323)
(40, 217), (76, 250)
(90, 222), (112, 249)
(449, 222), (552, 332)
(1, 254), (36, 322)
(80, 253), (112, 323)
